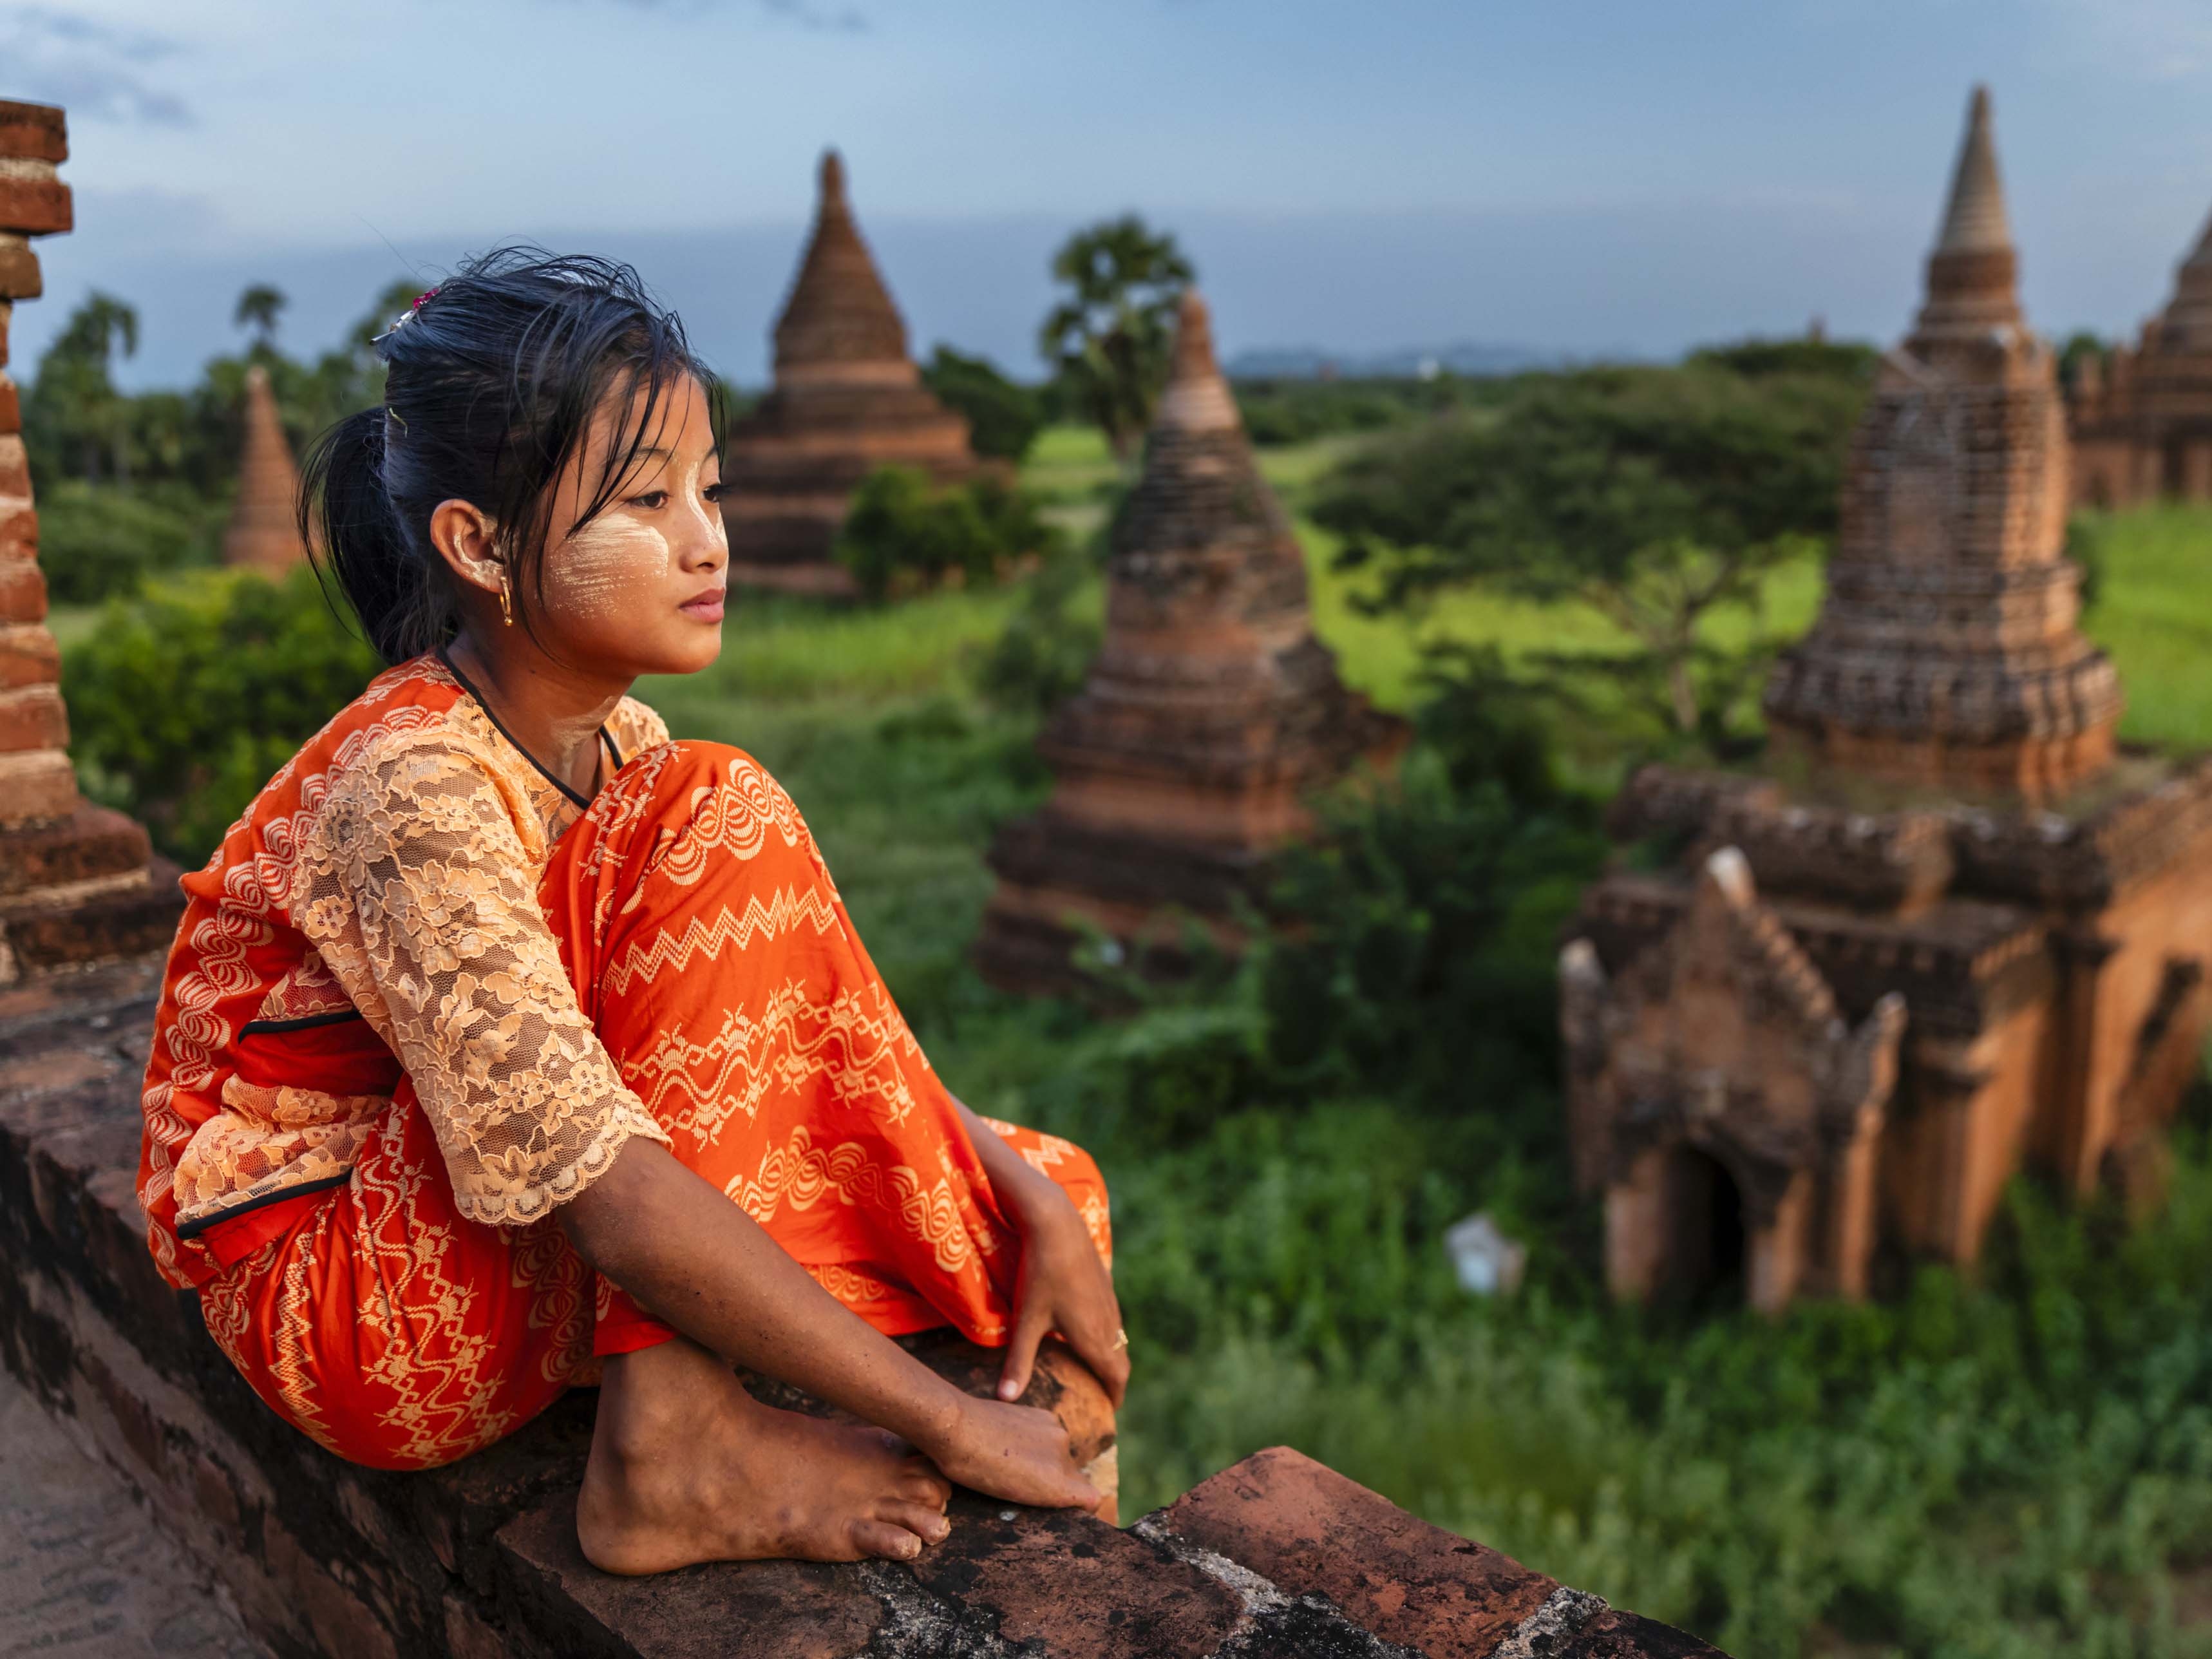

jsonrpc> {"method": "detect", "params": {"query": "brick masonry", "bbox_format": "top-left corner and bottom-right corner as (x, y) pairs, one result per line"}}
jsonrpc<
(0, 956), (1726, 1656)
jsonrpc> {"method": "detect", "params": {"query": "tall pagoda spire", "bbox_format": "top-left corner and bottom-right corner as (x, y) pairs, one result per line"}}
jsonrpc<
(1916, 85), (2023, 342)
(771, 147), (912, 378)
(975, 288), (1404, 992)
(720, 149), (980, 592)
(221, 365), (307, 576)
(1764, 86), (2120, 801)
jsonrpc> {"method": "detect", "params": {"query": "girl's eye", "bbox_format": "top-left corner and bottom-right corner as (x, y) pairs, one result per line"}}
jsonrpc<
(703, 483), (730, 504)
(627, 490), (670, 510)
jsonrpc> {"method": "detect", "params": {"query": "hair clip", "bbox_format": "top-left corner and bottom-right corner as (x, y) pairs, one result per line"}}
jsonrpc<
(375, 287), (443, 343)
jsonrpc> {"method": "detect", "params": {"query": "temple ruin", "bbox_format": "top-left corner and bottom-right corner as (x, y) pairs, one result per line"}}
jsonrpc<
(0, 99), (179, 976)
(1564, 88), (2212, 1312)
(721, 149), (981, 594)
(2068, 209), (2212, 507)
(976, 289), (1403, 993)
(220, 363), (308, 574)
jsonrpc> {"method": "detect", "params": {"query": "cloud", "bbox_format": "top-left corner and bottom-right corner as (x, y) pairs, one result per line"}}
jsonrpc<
(590, 0), (868, 28)
(0, 6), (191, 126)
(2037, 0), (2212, 81)
(759, 0), (867, 32)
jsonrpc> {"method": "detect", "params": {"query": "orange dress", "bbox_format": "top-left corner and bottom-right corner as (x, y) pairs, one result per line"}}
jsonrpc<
(135, 654), (1109, 1470)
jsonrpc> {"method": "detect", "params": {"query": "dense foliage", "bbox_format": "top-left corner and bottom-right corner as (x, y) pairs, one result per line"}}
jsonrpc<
(920, 345), (1046, 462)
(1233, 372), (1504, 447)
(833, 466), (1061, 602)
(66, 569), (380, 860)
(1314, 349), (1873, 746)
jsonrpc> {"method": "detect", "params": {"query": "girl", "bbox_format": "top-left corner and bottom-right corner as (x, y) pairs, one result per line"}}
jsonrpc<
(133, 251), (1126, 1574)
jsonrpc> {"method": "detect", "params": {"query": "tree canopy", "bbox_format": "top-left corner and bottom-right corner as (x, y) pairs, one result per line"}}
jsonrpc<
(1313, 352), (1873, 742)
(1038, 216), (1194, 460)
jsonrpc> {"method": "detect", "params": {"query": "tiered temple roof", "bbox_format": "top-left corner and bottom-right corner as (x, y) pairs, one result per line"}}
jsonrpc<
(976, 290), (1403, 991)
(1764, 86), (2121, 803)
(2068, 203), (2212, 506)
(220, 364), (307, 575)
(1566, 90), (2212, 1313)
(720, 150), (980, 594)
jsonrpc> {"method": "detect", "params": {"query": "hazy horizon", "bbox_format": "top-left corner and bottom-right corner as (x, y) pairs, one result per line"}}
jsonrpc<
(9, 1), (2212, 386)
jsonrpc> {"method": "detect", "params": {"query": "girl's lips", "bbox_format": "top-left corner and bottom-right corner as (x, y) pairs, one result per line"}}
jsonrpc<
(681, 589), (726, 622)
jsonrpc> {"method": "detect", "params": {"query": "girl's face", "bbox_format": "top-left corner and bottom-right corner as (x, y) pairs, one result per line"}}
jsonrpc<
(527, 374), (728, 679)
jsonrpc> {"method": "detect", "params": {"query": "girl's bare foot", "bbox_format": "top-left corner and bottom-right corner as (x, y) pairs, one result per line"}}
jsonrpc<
(576, 1338), (954, 1575)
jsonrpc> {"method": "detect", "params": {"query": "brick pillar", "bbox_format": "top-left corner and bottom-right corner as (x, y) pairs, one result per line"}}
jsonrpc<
(0, 100), (180, 977)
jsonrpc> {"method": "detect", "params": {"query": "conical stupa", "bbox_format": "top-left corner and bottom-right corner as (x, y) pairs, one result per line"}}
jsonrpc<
(721, 150), (982, 594)
(2068, 200), (2212, 506)
(976, 290), (1404, 993)
(221, 365), (307, 575)
(1764, 85), (2120, 802)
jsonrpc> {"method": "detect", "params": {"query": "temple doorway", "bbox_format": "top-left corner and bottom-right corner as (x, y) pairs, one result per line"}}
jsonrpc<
(1662, 1145), (1746, 1301)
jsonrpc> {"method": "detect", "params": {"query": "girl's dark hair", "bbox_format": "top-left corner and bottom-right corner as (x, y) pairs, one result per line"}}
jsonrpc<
(300, 248), (721, 663)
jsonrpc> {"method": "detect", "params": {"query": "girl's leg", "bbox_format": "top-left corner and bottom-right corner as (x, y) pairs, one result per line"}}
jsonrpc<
(576, 1336), (952, 1574)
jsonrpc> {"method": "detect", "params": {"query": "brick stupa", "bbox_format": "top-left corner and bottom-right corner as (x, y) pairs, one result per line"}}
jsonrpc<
(1563, 88), (2212, 1312)
(1763, 86), (2122, 803)
(2068, 207), (2212, 506)
(721, 150), (981, 595)
(976, 290), (1404, 993)
(220, 364), (307, 575)
(0, 101), (180, 974)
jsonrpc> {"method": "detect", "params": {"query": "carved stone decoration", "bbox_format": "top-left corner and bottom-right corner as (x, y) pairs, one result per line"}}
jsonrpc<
(221, 365), (308, 575)
(719, 149), (984, 594)
(1763, 86), (2121, 804)
(974, 290), (1406, 994)
(1563, 850), (1905, 1311)
(1567, 88), (2212, 1312)
(0, 100), (181, 976)
(2070, 205), (2212, 508)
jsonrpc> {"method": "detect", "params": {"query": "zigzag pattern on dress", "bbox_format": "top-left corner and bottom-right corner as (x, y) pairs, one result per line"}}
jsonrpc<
(629, 976), (927, 1147)
(603, 884), (840, 997)
(724, 1124), (1004, 1276)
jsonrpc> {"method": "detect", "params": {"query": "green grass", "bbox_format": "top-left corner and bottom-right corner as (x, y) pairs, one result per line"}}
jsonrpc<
(2080, 504), (2212, 752)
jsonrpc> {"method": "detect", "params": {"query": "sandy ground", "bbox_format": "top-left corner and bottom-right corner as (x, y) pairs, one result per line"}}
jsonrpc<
(0, 1373), (267, 1659)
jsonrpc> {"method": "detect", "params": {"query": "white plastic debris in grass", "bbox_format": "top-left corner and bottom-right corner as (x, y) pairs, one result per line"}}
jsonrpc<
(1444, 1212), (1527, 1298)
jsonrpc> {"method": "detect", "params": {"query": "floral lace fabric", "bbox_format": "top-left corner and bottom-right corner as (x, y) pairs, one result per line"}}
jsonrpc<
(153, 659), (674, 1253)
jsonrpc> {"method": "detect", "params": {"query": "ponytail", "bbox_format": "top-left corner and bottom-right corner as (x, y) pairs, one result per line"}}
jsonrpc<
(296, 247), (717, 667)
(301, 408), (455, 663)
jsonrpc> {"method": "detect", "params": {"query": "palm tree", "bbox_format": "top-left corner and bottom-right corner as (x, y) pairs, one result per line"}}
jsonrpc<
(234, 283), (287, 352)
(1038, 217), (1195, 462)
(33, 292), (139, 482)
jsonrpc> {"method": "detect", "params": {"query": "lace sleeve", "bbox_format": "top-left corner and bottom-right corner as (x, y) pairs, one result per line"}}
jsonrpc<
(295, 732), (670, 1226)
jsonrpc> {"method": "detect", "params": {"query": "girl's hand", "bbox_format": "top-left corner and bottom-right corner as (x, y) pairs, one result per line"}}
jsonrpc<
(923, 1394), (1102, 1513)
(995, 1179), (1129, 1409)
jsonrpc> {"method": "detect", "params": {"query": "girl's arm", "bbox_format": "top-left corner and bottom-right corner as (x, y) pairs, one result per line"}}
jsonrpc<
(559, 1136), (1101, 1513)
(947, 1099), (1130, 1408)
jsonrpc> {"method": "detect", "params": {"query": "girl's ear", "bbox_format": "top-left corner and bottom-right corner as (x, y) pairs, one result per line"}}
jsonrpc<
(428, 498), (504, 599)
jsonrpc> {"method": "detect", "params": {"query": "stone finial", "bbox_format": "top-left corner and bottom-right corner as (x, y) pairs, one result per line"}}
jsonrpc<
(1153, 287), (1242, 435)
(1933, 86), (2010, 255)
(222, 366), (308, 576)
(1914, 84), (2023, 341)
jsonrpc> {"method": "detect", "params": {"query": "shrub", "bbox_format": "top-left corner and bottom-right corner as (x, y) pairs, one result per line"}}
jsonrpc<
(35, 480), (225, 604)
(834, 466), (1059, 603)
(974, 540), (1103, 716)
(920, 346), (1045, 462)
(64, 567), (381, 862)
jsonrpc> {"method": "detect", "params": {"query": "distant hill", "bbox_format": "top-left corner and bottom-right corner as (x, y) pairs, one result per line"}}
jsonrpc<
(1224, 342), (1567, 380)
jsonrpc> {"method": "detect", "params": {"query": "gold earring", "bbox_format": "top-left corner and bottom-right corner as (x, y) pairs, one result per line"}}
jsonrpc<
(498, 571), (514, 628)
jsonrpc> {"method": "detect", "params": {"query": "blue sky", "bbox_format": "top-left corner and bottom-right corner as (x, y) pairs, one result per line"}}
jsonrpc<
(7, 0), (2212, 383)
